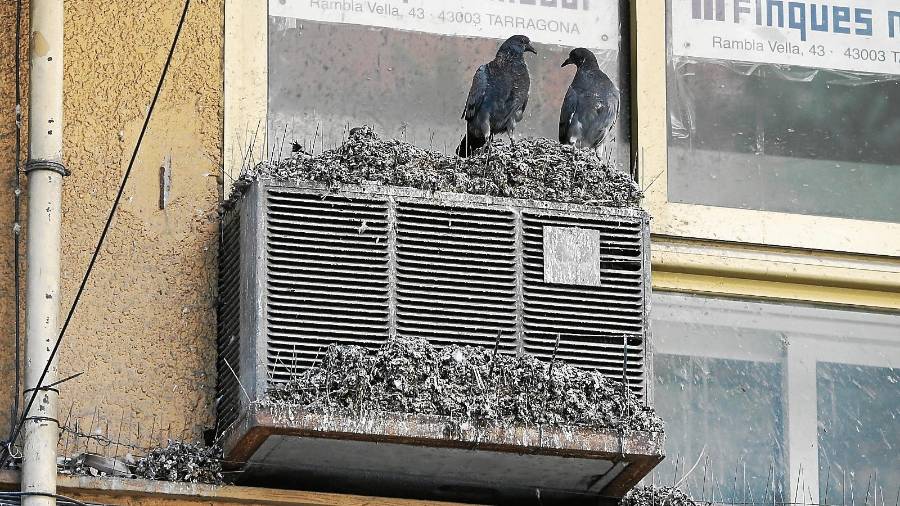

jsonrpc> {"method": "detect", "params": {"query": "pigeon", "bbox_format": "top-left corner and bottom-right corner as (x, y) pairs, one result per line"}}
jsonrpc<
(559, 48), (620, 151)
(456, 35), (536, 157)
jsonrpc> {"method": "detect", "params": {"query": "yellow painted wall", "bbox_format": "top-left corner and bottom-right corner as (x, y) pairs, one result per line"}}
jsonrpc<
(0, 0), (24, 438)
(0, 0), (224, 444)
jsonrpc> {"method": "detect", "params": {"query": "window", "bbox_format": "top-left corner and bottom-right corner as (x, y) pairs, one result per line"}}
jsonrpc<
(649, 293), (900, 504)
(262, 0), (632, 168)
(634, 0), (900, 255)
(668, 63), (900, 223)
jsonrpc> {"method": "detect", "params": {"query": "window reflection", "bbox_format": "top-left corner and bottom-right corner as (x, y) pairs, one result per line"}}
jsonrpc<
(267, 12), (632, 171)
(654, 354), (788, 503)
(650, 293), (900, 504)
(817, 362), (900, 503)
(665, 3), (900, 223)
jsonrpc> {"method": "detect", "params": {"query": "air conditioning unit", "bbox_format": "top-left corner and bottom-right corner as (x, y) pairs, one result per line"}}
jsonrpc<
(216, 179), (661, 504)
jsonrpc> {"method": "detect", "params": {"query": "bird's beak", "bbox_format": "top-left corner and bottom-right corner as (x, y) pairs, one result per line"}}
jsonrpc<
(561, 57), (573, 68)
(525, 43), (537, 55)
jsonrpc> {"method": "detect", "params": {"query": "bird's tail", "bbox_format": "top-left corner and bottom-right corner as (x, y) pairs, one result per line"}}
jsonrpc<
(455, 134), (486, 158)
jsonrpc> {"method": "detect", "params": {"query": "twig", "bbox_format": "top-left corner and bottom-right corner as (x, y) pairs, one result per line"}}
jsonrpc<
(674, 443), (707, 489)
(540, 334), (561, 424)
(488, 330), (502, 379)
(241, 120), (261, 175)
(866, 473), (874, 506)
(87, 407), (98, 455)
(223, 358), (251, 403)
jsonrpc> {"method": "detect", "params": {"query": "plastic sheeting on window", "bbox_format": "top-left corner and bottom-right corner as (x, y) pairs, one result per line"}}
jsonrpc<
(666, 52), (900, 223)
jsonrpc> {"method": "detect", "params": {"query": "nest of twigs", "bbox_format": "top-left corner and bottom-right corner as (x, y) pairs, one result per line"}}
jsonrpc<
(132, 441), (224, 485)
(228, 126), (641, 209)
(264, 336), (663, 434)
(621, 486), (697, 506)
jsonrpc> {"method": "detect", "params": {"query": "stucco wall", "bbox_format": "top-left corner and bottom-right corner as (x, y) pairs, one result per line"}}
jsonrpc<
(0, 0), (224, 446)
(0, 0), (25, 440)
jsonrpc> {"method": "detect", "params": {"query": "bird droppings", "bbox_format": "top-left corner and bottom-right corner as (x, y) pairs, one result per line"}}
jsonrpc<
(620, 486), (697, 506)
(227, 126), (642, 210)
(263, 336), (663, 434)
(56, 442), (224, 485)
(133, 441), (224, 485)
(59, 453), (131, 478)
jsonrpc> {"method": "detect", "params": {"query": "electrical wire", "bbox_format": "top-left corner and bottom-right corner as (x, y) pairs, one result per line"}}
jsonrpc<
(0, 0), (191, 469)
(0, 491), (102, 506)
(8, 0), (24, 447)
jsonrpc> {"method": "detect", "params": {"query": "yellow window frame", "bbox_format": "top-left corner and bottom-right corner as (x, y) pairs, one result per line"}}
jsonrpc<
(631, 0), (900, 310)
(224, 0), (267, 192)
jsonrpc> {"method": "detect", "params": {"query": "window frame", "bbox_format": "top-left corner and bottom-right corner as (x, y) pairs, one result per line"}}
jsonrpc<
(630, 0), (900, 308)
(224, 0), (267, 193)
(635, 0), (900, 256)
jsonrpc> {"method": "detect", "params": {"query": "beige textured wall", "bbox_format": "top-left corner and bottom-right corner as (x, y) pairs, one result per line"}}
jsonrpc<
(0, 0), (24, 440)
(0, 0), (224, 445)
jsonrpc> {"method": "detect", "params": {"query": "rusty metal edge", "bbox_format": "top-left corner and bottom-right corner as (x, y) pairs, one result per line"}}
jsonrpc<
(604, 453), (666, 496)
(221, 413), (266, 470)
(226, 408), (664, 468)
(223, 408), (665, 498)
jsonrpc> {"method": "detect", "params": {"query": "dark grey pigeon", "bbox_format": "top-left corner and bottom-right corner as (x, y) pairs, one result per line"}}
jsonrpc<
(559, 48), (620, 151)
(456, 35), (536, 157)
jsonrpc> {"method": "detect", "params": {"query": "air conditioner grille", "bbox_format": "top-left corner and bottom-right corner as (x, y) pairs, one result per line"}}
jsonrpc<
(264, 190), (390, 382)
(395, 202), (519, 351)
(225, 185), (649, 399)
(215, 207), (242, 434)
(216, 183), (658, 502)
(521, 212), (646, 396)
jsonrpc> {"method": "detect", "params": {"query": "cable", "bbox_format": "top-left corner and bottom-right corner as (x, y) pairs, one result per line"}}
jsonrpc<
(0, 0), (191, 469)
(8, 0), (24, 446)
(0, 492), (101, 506)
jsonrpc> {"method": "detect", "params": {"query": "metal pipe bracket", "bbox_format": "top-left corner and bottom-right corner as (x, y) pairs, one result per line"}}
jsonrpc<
(25, 159), (70, 177)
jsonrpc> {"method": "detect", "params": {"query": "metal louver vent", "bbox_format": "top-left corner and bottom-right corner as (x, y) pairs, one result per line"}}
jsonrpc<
(395, 202), (518, 352)
(521, 212), (647, 396)
(218, 181), (651, 402)
(215, 207), (242, 434)
(264, 190), (390, 382)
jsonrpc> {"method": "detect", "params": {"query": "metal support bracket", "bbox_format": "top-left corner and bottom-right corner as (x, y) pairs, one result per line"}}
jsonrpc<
(25, 159), (70, 177)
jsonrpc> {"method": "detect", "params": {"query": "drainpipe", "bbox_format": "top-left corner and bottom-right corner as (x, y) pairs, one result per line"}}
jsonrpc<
(22, 0), (65, 505)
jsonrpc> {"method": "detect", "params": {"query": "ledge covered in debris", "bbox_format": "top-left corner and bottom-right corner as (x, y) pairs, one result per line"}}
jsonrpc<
(227, 126), (642, 209)
(263, 336), (663, 435)
(221, 338), (665, 501)
(621, 486), (697, 506)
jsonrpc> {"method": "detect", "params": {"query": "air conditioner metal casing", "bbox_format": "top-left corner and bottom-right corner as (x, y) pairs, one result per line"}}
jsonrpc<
(216, 179), (660, 503)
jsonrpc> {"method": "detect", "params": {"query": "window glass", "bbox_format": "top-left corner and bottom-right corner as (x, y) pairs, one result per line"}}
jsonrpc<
(649, 293), (900, 503)
(654, 354), (788, 502)
(266, 0), (632, 171)
(665, 0), (900, 223)
(649, 294), (788, 502)
(817, 362), (900, 503)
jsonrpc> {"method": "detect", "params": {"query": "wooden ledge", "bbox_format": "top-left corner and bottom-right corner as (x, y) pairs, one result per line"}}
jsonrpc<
(0, 470), (480, 506)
